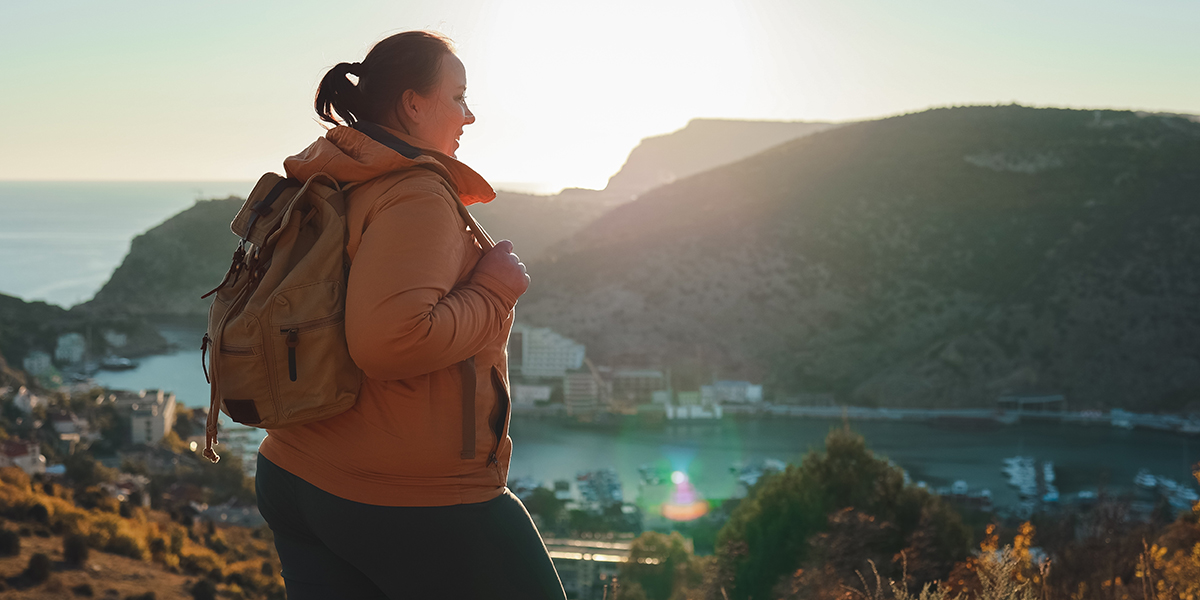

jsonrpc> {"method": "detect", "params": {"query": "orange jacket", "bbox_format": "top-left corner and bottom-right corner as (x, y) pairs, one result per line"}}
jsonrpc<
(257, 124), (520, 506)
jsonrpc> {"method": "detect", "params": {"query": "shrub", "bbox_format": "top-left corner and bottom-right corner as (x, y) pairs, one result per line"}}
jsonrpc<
(0, 466), (31, 489)
(71, 582), (95, 596)
(24, 551), (53, 583)
(190, 578), (218, 600)
(105, 531), (146, 559)
(179, 550), (223, 576)
(0, 527), (19, 556)
(29, 502), (49, 524)
(64, 532), (90, 566)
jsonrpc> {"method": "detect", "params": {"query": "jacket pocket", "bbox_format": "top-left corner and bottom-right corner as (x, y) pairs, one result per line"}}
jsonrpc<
(488, 366), (510, 468)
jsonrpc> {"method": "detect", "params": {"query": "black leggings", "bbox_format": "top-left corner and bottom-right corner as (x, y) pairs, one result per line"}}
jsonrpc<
(255, 454), (566, 599)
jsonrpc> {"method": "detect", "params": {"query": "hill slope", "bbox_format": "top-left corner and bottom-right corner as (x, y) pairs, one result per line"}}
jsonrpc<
(518, 106), (1200, 410)
(80, 198), (244, 318)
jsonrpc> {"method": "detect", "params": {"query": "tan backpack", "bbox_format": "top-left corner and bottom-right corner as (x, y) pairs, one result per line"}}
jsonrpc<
(200, 168), (495, 464)
(199, 172), (360, 462)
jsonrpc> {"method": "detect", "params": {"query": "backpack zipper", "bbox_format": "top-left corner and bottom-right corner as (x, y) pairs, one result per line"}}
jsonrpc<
(278, 312), (345, 382)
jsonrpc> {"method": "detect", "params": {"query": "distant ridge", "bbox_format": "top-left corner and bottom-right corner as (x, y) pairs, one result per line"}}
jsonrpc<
(602, 118), (837, 199)
(518, 105), (1200, 410)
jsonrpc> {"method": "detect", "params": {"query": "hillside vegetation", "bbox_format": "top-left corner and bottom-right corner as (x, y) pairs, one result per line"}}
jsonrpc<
(519, 106), (1200, 409)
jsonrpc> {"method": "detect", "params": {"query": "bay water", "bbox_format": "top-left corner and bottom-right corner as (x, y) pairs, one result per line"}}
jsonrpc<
(0, 181), (254, 308)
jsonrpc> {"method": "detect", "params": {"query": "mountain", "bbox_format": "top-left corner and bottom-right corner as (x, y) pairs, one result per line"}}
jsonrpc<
(518, 106), (1200, 410)
(476, 119), (835, 257)
(602, 118), (837, 199)
(80, 197), (245, 318)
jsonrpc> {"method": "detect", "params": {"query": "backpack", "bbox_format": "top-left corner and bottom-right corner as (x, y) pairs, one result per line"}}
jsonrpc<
(199, 172), (360, 463)
(200, 164), (495, 464)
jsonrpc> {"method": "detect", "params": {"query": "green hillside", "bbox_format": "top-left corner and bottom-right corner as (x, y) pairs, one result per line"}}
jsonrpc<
(519, 105), (1200, 409)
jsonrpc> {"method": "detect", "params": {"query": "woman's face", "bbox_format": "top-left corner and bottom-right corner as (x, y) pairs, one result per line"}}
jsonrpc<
(404, 53), (475, 158)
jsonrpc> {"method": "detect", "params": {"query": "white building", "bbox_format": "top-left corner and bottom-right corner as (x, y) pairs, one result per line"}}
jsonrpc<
(512, 384), (553, 407)
(22, 351), (52, 375)
(12, 386), (43, 414)
(0, 440), (46, 475)
(125, 390), (178, 445)
(666, 403), (723, 420)
(511, 324), (586, 378)
(54, 332), (87, 364)
(701, 381), (764, 404)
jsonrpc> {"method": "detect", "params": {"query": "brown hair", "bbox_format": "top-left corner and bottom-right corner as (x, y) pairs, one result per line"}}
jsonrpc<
(314, 31), (455, 127)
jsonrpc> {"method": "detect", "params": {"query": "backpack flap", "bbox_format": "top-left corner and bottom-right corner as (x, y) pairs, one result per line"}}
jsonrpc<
(231, 174), (302, 247)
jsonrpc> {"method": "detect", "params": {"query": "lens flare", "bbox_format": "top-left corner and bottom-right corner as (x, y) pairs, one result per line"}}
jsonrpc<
(662, 470), (709, 521)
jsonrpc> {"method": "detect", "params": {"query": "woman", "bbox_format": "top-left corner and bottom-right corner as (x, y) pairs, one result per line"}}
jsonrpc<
(254, 31), (566, 599)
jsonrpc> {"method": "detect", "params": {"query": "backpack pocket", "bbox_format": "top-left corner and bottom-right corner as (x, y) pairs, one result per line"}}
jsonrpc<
(216, 343), (274, 426)
(272, 311), (357, 422)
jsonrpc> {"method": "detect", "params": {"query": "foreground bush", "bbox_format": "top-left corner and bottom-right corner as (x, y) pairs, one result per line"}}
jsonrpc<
(24, 551), (52, 583)
(0, 526), (19, 556)
(64, 532), (90, 566)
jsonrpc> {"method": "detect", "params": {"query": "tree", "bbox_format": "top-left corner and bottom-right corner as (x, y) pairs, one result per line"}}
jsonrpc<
(618, 531), (702, 600)
(713, 426), (970, 600)
(64, 451), (117, 490)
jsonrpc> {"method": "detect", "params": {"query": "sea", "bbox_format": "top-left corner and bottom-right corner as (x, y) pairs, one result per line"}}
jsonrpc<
(2, 182), (1199, 516)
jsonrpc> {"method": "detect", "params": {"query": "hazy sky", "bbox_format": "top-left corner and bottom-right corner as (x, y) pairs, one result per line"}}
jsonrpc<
(2, 0), (1197, 191)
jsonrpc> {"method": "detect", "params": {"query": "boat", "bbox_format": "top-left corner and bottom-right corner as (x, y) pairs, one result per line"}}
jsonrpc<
(1134, 469), (1157, 489)
(732, 458), (786, 488)
(98, 356), (138, 371)
(1042, 485), (1059, 503)
(951, 480), (969, 495)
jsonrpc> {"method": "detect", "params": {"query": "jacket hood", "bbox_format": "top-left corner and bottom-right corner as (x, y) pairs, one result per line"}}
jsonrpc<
(282, 122), (496, 206)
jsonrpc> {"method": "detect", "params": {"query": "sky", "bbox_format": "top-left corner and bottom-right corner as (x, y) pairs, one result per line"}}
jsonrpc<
(1, 0), (1197, 192)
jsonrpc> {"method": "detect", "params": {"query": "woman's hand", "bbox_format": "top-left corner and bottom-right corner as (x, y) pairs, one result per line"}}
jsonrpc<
(475, 240), (530, 297)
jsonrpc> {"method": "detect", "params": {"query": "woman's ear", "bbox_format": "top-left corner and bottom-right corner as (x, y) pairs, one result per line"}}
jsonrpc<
(400, 88), (422, 125)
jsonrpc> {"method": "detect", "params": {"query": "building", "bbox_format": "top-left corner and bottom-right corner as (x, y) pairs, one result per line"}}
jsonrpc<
(54, 332), (87, 365)
(564, 372), (606, 415)
(113, 389), (177, 445)
(666, 403), (723, 419)
(511, 324), (586, 379)
(22, 351), (52, 376)
(512, 384), (553, 407)
(0, 440), (46, 475)
(666, 391), (723, 419)
(12, 386), (43, 414)
(610, 369), (668, 403)
(701, 380), (763, 404)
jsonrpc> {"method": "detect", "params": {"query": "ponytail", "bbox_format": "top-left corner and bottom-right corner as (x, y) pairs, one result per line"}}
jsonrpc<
(313, 31), (454, 127)
(315, 62), (364, 126)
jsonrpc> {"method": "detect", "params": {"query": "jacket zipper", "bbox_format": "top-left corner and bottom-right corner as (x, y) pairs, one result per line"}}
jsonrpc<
(278, 312), (345, 382)
(488, 368), (510, 467)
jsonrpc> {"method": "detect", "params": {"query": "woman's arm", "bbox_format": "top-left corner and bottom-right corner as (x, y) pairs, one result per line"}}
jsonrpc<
(345, 188), (521, 380)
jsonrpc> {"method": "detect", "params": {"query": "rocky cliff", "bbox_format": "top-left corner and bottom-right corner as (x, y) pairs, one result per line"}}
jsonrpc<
(518, 106), (1200, 410)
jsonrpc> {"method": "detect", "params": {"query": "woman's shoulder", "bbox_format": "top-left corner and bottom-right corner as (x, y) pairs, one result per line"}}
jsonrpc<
(354, 168), (458, 214)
